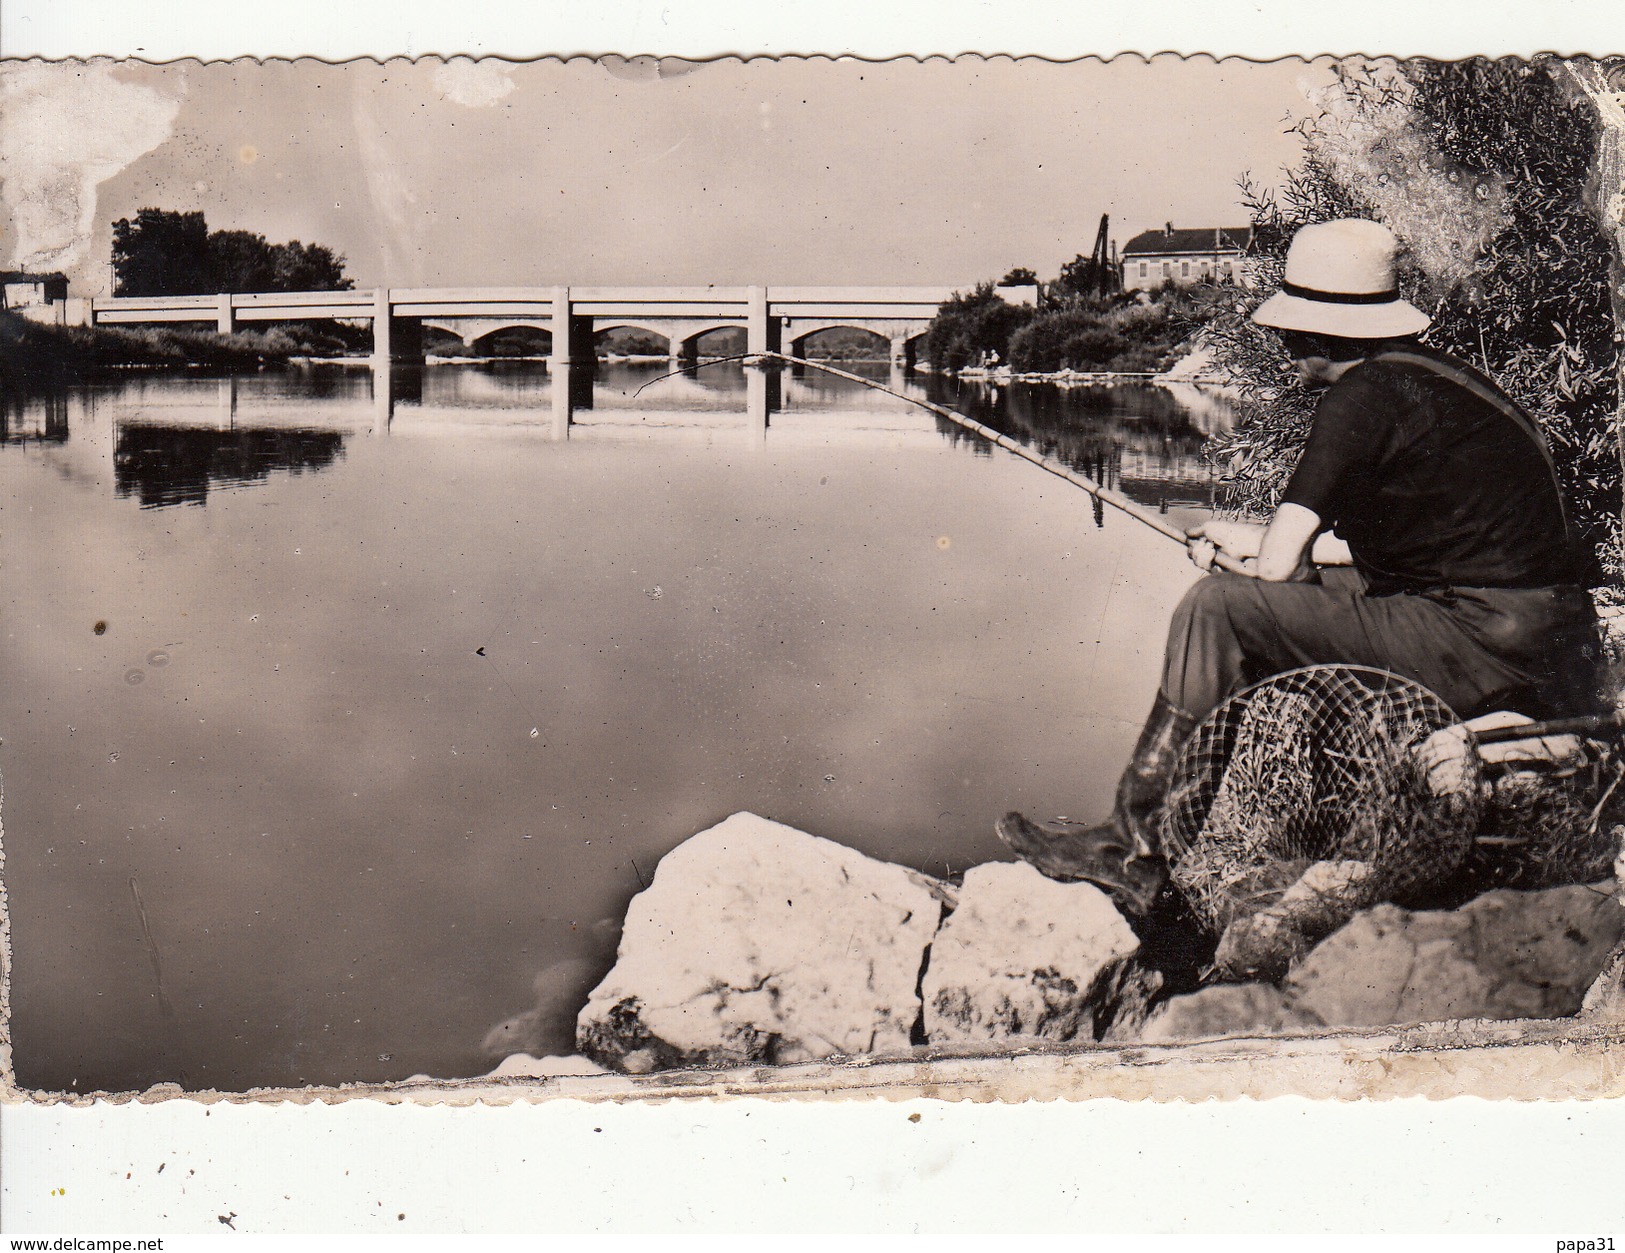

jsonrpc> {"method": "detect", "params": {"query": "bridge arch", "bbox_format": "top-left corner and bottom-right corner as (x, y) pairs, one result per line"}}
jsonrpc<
(419, 322), (473, 355)
(671, 322), (749, 359)
(594, 322), (680, 358)
(469, 324), (554, 357)
(592, 321), (673, 343)
(418, 317), (555, 357)
(897, 328), (929, 367)
(785, 319), (930, 368)
(785, 320), (890, 346)
(420, 320), (470, 349)
(784, 323), (893, 359)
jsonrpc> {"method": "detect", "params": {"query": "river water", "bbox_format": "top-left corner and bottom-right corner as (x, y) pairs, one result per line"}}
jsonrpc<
(0, 360), (1234, 1092)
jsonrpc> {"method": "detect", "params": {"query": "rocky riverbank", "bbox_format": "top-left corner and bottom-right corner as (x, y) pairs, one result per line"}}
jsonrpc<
(485, 811), (1625, 1077)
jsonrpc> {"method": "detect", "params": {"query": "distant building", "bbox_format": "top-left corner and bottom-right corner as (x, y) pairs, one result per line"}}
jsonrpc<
(1120, 225), (1254, 291)
(1, 271), (92, 327)
(1, 270), (69, 310)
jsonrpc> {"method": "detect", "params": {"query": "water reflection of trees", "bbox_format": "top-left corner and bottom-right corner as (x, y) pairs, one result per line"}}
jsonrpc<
(922, 376), (1225, 517)
(114, 425), (346, 509)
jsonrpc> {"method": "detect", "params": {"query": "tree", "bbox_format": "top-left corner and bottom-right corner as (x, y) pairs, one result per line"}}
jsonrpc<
(267, 240), (351, 292)
(207, 229), (279, 293)
(1053, 253), (1115, 301)
(111, 209), (213, 297)
(922, 283), (1036, 372)
(1203, 57), (1622, 589)
(111, 209), (354, 297)
(998, 266), (1039, 287)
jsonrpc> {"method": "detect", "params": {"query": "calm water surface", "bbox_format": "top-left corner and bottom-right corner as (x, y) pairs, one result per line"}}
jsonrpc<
(0, 360), (1233, 1091)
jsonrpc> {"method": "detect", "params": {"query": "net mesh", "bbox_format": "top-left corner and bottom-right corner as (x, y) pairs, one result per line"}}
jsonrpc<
(1160, 665), (1481, 935)
(1467, 757), (1621, 890)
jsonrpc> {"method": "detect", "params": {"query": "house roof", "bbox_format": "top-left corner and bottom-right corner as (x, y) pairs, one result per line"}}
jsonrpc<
(1120, 226), (1254, 258)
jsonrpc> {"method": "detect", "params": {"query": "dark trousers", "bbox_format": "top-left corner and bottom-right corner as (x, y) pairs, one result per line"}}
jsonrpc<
(1161, 567), (1603, 723)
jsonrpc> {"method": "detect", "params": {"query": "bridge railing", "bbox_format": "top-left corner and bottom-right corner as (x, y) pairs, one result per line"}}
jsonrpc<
(85, 285), (968, 359)
(92, 285), (963, 315)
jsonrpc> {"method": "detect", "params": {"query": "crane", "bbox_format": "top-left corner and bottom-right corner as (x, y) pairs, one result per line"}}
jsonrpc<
(1089, 213), (1116, 296)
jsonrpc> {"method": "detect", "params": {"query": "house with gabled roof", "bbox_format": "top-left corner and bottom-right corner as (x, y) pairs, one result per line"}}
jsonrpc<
(1120, 224), (1254, 291)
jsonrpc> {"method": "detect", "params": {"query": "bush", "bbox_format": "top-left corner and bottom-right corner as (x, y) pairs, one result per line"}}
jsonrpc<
(1005, 293), (1206, 373)
(1009, 313), (1117, 372)
(922, 283), (1036, 372)
(0, 312), (345, 388)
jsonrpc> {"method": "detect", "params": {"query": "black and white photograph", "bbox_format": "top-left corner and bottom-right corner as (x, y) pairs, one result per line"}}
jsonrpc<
(4, 47), (1625, 1101)
(5, 7), (1625, 1231)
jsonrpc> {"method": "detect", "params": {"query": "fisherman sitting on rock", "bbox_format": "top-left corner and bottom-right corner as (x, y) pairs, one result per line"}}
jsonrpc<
(998, 218), (1605, 914)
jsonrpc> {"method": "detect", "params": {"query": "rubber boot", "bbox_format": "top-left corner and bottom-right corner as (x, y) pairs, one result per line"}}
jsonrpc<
(996, 691), (1197, 915)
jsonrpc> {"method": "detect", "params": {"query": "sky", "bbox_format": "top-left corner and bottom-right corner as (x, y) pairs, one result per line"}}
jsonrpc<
(2, 55), (1333, 294)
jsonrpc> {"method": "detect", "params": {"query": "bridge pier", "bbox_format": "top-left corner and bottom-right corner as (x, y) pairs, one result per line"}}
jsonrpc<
(371, 290), (391, 363)
(547, 362), (595, 429)
(216, 376), (238, 425)
(746, 286), (781, 358)
(546, 286), (597, 371)
(370, 289), (426, 365)
(746, 364), (776, 442)
(569, 317), (596, 366)
(390, 317), (425, 364)
(551, 365), (573, 438)
(369, 360), (424, 431)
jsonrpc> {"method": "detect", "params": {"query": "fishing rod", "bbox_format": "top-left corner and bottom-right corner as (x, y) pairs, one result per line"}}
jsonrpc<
(1472, 709), (1625, 744)
(634, 355), (1625, 745)
(635, 349), (1253, 576)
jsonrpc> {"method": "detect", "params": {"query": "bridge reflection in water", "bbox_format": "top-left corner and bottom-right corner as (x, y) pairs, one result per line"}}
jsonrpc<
(8, 361), (1234, 517)
(369, 356), (795, 442)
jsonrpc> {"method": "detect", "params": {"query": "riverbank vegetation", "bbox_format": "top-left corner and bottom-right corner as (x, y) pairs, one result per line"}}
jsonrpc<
(1, 207), (368, 387)
(923, 281), (1210, 375)
(1007, 295), (1204, 374)
(1202, 57), (1623, 591)
(0, 311), (367, 388)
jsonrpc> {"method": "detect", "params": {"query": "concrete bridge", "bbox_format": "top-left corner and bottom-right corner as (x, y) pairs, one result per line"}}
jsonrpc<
(85, 285), (961, 368)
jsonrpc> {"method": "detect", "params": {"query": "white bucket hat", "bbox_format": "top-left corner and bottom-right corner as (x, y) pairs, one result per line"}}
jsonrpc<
(1251, 219), (1430, 339)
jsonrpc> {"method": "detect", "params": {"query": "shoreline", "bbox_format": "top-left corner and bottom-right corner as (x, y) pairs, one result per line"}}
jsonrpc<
(953, 364), (1232, 387)
(947, 343), (1238, 393)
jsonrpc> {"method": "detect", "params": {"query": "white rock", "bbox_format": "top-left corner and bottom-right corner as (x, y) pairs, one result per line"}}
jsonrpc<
(1283, 885), (1625, 1028)
(485, 1053), (609, 1079)
(576, 812), (947, 1070)
(922, 861), (1143, 1044)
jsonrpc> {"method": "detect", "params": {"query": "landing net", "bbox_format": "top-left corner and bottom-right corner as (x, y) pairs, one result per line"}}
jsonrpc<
(1159, 665), (1479, 934)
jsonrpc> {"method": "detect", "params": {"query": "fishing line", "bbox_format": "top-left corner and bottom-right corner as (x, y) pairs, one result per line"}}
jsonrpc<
(632, 350), (1251, 575)
(476, 646), (543, 740)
